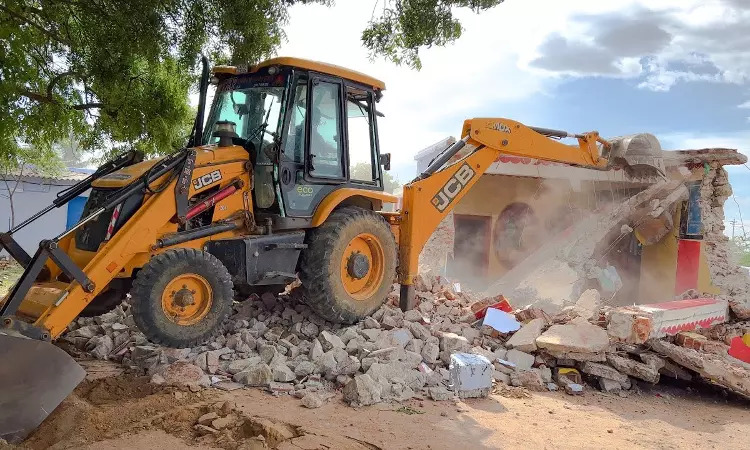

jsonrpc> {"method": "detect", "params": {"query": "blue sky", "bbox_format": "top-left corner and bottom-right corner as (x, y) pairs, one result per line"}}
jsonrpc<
(278, 0), (750, 224)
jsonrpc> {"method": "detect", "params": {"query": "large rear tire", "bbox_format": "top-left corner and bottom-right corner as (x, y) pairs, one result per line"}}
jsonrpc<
(130, 249), (233, 348)
(299, 206), (397, 324)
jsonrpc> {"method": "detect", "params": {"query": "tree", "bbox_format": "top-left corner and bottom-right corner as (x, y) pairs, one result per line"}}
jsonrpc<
(1, 0), (505, 164)
(364, 0), (505, 69)
(351, 162), (401, 193)
(729, 235), (750, 267)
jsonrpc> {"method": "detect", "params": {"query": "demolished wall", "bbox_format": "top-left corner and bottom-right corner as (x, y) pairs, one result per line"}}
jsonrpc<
(700, 165), (750, 319)
(483, 178), (689, 310)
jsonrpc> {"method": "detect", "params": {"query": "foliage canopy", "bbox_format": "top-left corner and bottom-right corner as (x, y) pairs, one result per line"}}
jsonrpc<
(1, 0), (504, 164)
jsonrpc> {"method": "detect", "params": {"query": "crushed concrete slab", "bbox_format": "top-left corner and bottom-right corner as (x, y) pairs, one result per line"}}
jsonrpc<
(606, 354), (660, 384)
(650, 339), (750, 399)
(505, 349), (535, 371)
(536, 322), (609, 354)
(580, 362), (629, 385)
(505, 318), (546, 352)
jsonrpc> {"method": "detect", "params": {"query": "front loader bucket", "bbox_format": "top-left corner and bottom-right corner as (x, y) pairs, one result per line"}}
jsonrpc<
(0, 334), (85, 444)
(608, 133), (666, 178)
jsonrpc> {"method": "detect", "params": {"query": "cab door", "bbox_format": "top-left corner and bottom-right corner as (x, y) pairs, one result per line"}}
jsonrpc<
(279, 75), (347, 217)
(278, 75), (383, 219)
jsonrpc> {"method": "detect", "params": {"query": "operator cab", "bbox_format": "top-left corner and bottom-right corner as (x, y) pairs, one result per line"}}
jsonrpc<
(202, 57), (389, 223)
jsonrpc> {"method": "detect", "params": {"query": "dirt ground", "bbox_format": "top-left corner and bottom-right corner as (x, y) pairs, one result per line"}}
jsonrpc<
(10, 361), (749, 450)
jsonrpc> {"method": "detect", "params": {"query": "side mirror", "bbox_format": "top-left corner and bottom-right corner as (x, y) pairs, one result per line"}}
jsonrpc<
(379, 153), (391, 171)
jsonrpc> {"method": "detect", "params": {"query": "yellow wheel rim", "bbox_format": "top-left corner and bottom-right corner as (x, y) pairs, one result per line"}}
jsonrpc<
(340, 232), (385, 301)
(161, 273), (213, 325)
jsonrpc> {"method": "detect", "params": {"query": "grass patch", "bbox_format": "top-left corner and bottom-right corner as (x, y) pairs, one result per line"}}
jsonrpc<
(0, 260), (23, 297)
(395, 406), (425, 415)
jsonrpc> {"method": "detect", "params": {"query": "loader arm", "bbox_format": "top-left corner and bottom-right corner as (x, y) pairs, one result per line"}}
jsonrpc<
(397, 117), (612, 309)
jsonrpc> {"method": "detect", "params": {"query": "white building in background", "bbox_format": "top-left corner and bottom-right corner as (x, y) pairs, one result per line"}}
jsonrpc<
(0, 167), (93, 254)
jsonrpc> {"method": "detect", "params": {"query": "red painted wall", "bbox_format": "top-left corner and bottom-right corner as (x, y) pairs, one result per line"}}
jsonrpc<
(675, 239), (701, 295)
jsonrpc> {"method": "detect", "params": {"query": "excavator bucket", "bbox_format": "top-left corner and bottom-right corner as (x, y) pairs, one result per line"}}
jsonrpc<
(0, 333), (85, 444)
(608, 133), (666, 178)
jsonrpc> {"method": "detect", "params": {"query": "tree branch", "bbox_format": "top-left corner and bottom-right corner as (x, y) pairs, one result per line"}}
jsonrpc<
(0, 5), (72, 46)
(47, 71), (78, 98)
(72, 102), (104, 110)
(18, 90), (103, 111)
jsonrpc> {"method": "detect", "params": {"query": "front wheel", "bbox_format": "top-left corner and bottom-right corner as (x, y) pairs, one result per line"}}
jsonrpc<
(130, 249), (234, 348)
(299, 206), (397, 324)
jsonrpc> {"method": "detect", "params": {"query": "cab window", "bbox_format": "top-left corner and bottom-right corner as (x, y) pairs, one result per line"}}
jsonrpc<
(347, 89), (375, 183)
(309, 81), (344, 178)
(284, 79), (307, 163)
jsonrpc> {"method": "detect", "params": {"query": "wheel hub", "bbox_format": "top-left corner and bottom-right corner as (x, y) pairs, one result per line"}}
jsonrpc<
(339, 232), (386, 301)
(347, 252), (370, 279)
(172, 286), (195, 308)
(161, 274), (213, 326)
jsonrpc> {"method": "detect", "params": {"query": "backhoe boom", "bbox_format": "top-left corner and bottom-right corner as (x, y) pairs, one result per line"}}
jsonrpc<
(397, 117), (612, 310)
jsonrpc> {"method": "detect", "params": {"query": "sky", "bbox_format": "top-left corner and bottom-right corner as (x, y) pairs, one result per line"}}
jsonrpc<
(276, 0), (750, 229)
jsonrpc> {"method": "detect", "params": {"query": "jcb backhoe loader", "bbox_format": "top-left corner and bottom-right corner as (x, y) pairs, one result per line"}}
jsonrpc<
(0, 56), (664, 442)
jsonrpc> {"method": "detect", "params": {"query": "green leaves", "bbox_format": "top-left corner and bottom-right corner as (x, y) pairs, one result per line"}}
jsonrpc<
(0, 0), (504, 168)
(363, 0), (505, 69)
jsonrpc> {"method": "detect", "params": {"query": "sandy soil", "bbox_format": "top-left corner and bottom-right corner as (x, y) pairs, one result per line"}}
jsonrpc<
(12, 366), (749, 450)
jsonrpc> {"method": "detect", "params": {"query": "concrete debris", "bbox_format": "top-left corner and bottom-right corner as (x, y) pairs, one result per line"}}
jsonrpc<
(343, 374), (382, 406)
(598, 378), (622, 393)
(301, 392), (325, 409)
(505, 318), (546, 352)
(571, 289), (601, 321)
(64, 211), (750, 406)
(510, 369), (545, 391)
(234, 364), (273, 387)
(580, 362), (630, 385)
(650, 339), (750, 399)
(606, 354), (660, 384)
(505, 349), (535, 371)
(564, 383), (584, 395)
(607, 298), (728, 344)
(449, 353), (493, 398)
(536, 322), (609, 354)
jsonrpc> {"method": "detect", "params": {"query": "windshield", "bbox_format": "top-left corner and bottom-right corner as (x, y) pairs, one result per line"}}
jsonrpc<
(203, 75), (286, 151)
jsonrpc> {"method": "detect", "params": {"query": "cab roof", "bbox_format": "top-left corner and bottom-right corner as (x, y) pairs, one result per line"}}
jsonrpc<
(212, 57), (385, 91)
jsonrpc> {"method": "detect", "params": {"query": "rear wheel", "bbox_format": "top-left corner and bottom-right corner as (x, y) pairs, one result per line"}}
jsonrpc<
(299, 206), (397, 324)
(130, 249), (233, 348)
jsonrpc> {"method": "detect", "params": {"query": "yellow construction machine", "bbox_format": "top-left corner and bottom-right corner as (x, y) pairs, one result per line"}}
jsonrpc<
(0, 56), (663, 441)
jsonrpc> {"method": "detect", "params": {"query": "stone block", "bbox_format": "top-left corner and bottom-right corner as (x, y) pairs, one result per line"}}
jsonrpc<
(505, 318), (546, 352)
(449, 353), (492, 399)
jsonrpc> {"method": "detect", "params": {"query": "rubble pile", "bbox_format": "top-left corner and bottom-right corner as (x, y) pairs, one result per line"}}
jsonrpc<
(63, 277), (501, 406)
(62, 270), (750, 406)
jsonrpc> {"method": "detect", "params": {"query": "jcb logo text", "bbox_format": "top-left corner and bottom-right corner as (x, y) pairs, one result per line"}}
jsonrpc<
(431, 163), (475, 212)
(192, 170), (222, 190)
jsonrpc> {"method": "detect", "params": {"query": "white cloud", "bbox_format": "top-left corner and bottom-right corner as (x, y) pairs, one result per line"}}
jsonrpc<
(277, 0), (647, 178)
(739, 100), (750, 109)
(528, 0), (750, 91)
(265, 0), (750, 179)
(660, 130), (750, 155)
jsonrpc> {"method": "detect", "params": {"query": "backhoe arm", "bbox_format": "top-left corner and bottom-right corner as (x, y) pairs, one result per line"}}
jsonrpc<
(397, 117), (611, 310)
